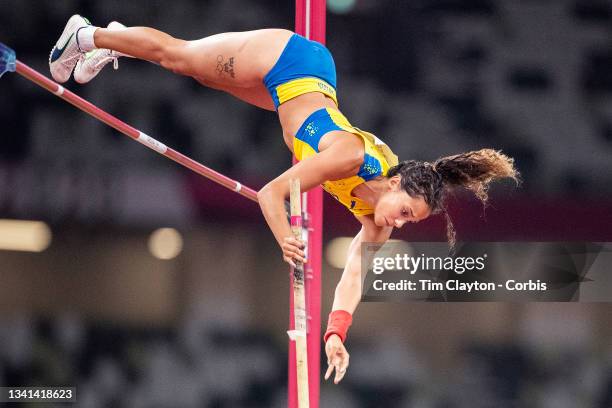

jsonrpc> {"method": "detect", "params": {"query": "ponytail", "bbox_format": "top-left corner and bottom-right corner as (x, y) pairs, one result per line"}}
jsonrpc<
(433, 149), (519, 203)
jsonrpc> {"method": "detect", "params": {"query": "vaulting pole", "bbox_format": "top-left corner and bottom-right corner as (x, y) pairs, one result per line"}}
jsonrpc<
(288, 179), (310, 407)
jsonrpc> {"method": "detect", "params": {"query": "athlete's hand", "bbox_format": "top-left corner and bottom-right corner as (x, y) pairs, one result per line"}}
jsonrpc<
(281, 236), (306, 267)
(324, 334), (349, 384)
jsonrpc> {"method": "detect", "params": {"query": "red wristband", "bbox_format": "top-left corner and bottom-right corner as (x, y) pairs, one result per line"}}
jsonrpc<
(324, 310), (353, 343)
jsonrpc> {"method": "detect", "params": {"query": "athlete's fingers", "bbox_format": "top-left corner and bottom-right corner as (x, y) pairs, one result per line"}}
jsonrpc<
(332, 361), (342, 384)
(335, 355), (349, 383)
(291, 237), (306, 249)
(281, 242), (303, 254)
(282, 244), (306, 258)
(340, 353), (350, 372)
(283, 236), (305, 248)
(285, 253), (305, 264)
(281, 243), (306, 258)
(325, 363), (334, 381)
(335, 365), (346, 384)
(282, 248), (306, 263)
(283, 256), (296, 268)
(283, 243), (305, 258)
(331, 356), (341, 372)
(289, 250), (306, 261)
(288, 241), (305, 250)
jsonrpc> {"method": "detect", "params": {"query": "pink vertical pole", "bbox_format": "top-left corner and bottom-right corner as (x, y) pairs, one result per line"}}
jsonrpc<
(290, 1), (325, 407)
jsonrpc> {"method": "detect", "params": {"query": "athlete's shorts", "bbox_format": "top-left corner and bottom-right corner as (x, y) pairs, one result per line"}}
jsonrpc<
(263, 33), (337, 110)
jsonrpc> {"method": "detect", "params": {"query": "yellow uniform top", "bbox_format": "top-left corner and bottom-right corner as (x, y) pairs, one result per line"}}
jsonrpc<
(293, 107), (399, 216)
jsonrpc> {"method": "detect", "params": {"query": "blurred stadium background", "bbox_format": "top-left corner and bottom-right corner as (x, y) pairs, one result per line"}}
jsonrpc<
(1, 0), (612, 407)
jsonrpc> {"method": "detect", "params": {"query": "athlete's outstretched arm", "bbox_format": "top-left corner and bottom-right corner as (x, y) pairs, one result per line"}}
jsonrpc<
(257, 135), (363, 266)
(333, 216), (392, 312)
(324, 216), (392, 384)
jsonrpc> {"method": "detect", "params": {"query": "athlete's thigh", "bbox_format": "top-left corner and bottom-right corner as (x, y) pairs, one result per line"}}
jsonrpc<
(194, 77), (275, 111)
(225, 84), (275, 111)
(181, 29), (292, 88)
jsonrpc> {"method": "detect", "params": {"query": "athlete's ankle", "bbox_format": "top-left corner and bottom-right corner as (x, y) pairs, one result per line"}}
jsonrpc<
(76, 26), (99, 52)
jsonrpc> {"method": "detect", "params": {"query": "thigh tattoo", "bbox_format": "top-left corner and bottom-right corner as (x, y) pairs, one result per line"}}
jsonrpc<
(216, 55), (235, 78)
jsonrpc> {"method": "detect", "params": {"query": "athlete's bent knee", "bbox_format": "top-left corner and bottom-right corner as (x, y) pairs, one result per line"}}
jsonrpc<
(159, 41), (191, 75)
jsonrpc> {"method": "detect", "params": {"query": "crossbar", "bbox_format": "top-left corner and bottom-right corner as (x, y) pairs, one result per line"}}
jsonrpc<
(2, 49), (258, 203)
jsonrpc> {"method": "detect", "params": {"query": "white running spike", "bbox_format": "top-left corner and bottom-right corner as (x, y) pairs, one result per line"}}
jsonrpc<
(49, 14), (91, 83)
(73, 21), (127, 84)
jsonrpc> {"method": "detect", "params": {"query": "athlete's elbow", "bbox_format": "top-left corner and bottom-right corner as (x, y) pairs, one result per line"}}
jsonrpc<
(257, 185), (269, 201)
(257, 182), (282, 206)
(257, 186), (272, 210)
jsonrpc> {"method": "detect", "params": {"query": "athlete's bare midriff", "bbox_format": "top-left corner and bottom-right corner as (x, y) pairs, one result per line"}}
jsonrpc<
(277, 92), (342, 152)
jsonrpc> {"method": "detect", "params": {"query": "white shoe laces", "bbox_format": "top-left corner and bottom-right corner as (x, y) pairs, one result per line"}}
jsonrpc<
(92, 50), (119, 70)
(63, 54), (82, 68)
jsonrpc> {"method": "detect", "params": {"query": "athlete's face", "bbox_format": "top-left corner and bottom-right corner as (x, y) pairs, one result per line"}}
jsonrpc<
(373, 176), (431, 229)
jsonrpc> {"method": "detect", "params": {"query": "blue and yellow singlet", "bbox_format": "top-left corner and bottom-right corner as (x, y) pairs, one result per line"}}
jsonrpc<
(293, 108), (398, 216)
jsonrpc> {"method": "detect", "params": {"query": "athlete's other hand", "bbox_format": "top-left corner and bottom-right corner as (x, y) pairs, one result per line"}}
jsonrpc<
(325, 334), (349, 384)
(281, 236), (305, 267)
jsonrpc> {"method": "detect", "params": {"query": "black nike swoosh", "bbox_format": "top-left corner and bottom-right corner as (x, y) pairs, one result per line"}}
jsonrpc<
(50, 33), (74, 63)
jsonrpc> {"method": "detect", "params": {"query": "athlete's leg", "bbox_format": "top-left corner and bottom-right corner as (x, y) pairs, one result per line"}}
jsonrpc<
(93, 27), (293, 88)
(194, 77), (275, 111)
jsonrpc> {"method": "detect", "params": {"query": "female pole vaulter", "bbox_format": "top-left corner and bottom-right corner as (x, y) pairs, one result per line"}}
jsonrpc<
(48, 15), (519, 384)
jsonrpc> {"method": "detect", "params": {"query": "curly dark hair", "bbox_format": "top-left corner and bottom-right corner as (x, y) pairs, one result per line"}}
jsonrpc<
(386, 148), (520, 247)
